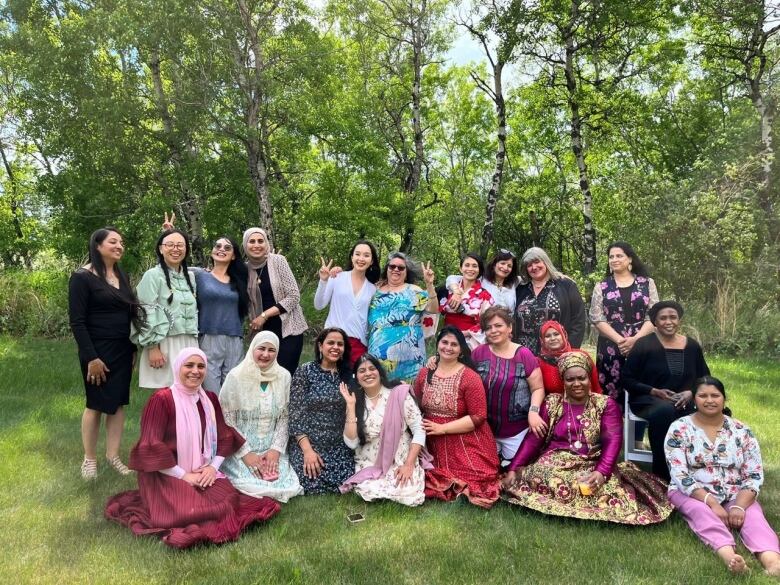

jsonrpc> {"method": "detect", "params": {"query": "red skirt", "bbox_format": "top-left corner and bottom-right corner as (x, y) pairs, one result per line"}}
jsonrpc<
(348, 337), (368, 368)
(105, 473), (280, 549)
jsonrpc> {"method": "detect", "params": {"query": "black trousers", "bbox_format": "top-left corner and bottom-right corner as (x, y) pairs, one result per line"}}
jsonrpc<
(629, 394), (694, 481)
(277, 333), (304, 375)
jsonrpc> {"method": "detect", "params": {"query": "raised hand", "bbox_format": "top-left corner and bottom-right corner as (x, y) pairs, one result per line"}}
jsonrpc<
(162, 211), (176, 230)
(422, 261), (435, 286)
(319, 256), (334, 281)
(339, 382), (356, 406)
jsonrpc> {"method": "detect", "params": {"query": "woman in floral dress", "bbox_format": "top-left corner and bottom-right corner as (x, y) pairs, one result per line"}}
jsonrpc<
(438, 252), (494, 348)
(219, 331), (302, 502)
(339, 354), (427, 506)
(589, 241), (658, 404)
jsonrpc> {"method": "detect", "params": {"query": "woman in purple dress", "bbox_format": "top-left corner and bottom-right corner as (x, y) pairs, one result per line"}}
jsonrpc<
(502, 352), (671, 525)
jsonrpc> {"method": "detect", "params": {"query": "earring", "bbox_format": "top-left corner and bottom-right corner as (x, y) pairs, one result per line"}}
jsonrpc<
(628, 263), (633, 271)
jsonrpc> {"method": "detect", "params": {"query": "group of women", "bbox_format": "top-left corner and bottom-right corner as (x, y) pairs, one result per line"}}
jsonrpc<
(68, 227), (780, 576)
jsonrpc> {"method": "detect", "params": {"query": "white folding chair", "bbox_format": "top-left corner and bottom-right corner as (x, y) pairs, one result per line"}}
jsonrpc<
(623, 393), (653, 463)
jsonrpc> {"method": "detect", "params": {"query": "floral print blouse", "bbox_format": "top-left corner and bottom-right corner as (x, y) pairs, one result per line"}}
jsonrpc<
(665, 415), (763, 503)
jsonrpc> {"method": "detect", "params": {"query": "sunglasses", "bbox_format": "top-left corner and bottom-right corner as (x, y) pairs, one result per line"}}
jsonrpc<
(213, 242), (233, 251)
(387, 264), (407, 272)
(498, 248), (516, 258)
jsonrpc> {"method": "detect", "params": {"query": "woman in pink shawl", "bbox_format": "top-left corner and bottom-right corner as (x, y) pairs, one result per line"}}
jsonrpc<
(339, 354), (429, 506)
(104, 348), (280, 548)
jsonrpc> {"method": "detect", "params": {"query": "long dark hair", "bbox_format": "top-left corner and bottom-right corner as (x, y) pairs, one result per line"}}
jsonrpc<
(484, 249), (518, 285)
(427, 325), (477, 383)
(346, 239), (381, 284)
(351, 353), (398, 446)
(693, 376), (732, 416)
(314, 327), (352, 383)
(212, 235), (249, 319)
(461, 252), (485, 280)
(155, 228), (195, 304)
(605, 241), (649, 278)
(88, 227), (144, 327)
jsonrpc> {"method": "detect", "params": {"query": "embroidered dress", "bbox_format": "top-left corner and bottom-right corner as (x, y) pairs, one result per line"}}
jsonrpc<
(367, 286), (432, 381)
(219, 333), (302, 502)
(414, 367), (500, 508)
(590, 276), (658, 402)
(665, 415), (763, 502)
(343, 387), (426, 506)
(504, 394), (671, 525)
(288, 361), (355, 493)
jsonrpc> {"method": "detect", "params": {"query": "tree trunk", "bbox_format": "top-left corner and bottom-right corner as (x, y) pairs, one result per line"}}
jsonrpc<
(0, 141), (29, 267)
(246, 135), (276, 245)
(480, 60), (506, 258)
(147, 50), (205, 264)
(563, 4), (596, 275)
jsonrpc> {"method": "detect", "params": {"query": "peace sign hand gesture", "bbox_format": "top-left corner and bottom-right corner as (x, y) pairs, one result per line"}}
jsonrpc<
(422, 261), (436, 286)
(319, 257), (334, 282)
(162, 211), (176, 230)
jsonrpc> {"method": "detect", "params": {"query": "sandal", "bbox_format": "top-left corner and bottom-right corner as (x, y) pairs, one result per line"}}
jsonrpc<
(106, 456), (132, 476)
(81, 458), (98, 480)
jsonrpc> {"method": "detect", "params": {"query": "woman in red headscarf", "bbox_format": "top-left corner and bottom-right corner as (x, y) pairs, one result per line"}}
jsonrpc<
(537, 320), (601, 395)
(104, 348), (280, 548)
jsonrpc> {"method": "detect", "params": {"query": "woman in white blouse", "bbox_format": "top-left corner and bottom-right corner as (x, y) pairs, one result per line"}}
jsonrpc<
(665, 376), (780, 576)
(338, 354), (427, 506)
(314, 240), (380, 367)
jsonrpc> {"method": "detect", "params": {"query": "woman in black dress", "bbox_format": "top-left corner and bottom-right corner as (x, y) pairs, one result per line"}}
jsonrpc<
(68, 227), (142, 480)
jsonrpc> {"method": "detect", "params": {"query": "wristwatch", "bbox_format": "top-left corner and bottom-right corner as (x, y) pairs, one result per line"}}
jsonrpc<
(529, 406), (540, 413)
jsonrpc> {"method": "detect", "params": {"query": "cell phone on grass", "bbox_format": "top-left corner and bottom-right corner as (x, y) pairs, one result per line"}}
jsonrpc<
(347, 513), (365, 523)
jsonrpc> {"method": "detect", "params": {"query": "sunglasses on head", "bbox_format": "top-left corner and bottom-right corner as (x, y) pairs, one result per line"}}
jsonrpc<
(498, 248), (516, 259)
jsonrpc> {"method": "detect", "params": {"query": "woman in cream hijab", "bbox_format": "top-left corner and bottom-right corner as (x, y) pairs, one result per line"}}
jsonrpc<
(219, 331), (303, 502)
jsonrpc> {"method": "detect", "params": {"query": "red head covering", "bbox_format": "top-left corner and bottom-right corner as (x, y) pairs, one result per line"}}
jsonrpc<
(539, 320), (573, 361)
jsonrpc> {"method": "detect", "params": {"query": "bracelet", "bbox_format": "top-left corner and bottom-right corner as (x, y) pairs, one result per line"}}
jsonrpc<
(295, 434), (308, 446)
(703, 492), (713, 506)
(346, 418), (358, 424)
(529, 405), (540, 413)
(730, 505), (746, 513)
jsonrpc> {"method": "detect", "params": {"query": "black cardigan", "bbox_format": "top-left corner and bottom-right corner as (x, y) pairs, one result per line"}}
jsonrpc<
(622, 334), (710, 398)
(515, 277), (587, 348)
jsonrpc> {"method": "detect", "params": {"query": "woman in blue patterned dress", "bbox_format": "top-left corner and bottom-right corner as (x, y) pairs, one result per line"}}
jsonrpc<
(367, 252), (439, 381)
(219, 331), (302, 502)
(288, 328), (356, 494)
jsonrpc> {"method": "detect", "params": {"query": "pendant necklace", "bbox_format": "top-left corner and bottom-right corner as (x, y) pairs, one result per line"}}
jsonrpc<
(566, 401), (585, 450)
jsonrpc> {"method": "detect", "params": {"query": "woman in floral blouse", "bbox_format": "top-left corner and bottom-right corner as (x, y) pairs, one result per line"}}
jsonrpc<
(665, 376), (780, 576)
(438, 252), (494, 349)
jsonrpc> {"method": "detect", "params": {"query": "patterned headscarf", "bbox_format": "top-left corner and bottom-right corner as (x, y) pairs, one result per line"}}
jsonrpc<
(557, 351), (594, 377)
(539, 320), (573, 363)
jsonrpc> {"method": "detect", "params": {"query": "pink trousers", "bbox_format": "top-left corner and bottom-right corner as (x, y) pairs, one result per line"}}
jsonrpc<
(669, 490), (780, 554)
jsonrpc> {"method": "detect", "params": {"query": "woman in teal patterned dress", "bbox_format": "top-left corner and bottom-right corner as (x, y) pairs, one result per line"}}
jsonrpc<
(219, 331), (302, 502)
(367, 252), (439, 382)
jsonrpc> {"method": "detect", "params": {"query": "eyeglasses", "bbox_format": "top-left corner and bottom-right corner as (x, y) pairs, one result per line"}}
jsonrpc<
(387, 264), (407, 272)
(162, 242), (186, 251)
(213, 242), (233, 251)
(498, 248), (516, 258)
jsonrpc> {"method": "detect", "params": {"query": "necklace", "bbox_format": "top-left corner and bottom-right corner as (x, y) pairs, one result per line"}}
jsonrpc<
(565, 401), (586, 450)
(364, 389), (382, 400)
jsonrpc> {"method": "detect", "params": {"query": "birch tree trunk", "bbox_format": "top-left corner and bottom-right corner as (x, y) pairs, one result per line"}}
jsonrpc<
(480, 60), (506, 258)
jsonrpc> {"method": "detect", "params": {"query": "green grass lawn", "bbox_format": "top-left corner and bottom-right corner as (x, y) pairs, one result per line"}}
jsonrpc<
(1, 336), (778, 585)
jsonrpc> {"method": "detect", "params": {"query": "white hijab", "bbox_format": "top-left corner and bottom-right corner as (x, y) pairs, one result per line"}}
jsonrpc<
(219, 331), (291, 413)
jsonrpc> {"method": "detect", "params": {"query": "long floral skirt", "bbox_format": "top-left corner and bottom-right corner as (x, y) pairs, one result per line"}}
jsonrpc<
(503, 450), (672, 525)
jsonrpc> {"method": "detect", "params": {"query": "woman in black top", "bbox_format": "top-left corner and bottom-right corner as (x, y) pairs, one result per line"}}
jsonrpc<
(514, 247), (586, 354)
(622, 300), (710, 481)
(68, 227), (142, 480)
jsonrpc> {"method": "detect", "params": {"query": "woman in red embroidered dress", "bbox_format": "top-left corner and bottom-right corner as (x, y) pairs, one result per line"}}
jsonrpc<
(414, 325), (500, 508)
(104, 348), (280, 549)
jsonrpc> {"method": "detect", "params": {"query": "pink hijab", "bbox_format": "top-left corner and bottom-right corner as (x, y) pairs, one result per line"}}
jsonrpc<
(170, 348), (221, 475)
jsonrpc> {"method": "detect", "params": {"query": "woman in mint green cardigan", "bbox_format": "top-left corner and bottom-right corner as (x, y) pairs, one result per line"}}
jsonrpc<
(132, 229), (199, 389)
